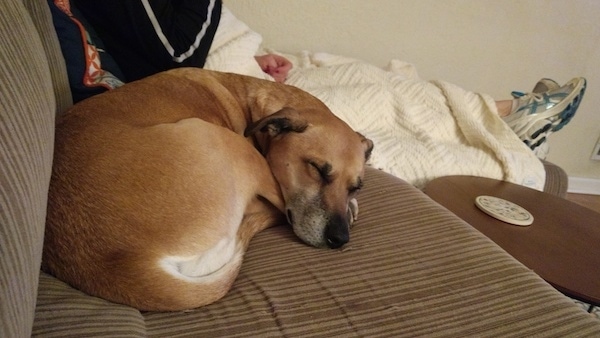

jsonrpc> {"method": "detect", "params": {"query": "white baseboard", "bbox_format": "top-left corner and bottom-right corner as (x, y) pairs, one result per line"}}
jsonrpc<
(567, 177), (600, 195)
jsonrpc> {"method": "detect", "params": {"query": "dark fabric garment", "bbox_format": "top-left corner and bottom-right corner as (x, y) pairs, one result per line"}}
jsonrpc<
(75, 0), (222, 82)
(48, 0), (125, 103)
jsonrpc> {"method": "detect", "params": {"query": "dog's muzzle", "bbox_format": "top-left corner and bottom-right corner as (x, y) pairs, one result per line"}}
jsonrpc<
(325, 228), (349, 249)
(324, 214), (350, 249)
(287, 208), (350, 249)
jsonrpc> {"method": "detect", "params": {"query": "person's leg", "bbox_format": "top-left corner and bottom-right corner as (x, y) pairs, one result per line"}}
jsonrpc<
(495, 100), (513, 117)
(495, 77), (586, 153)
(495, 78), (562, 117)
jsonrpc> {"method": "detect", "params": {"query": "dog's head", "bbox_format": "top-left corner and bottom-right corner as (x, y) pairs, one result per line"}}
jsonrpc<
(245, 107), (373, 248)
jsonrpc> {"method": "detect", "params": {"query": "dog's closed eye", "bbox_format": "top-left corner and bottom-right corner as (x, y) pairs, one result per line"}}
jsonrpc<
(348, 178), (363, 194)
(308, 160), (333, 184)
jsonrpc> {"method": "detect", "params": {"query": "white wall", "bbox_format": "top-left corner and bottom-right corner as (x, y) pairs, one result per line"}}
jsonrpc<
(226, 0), (600, 182)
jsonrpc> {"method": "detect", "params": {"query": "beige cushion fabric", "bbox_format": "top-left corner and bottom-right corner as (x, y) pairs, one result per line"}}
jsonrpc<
(32, 273), (147, 337)
(0, 0), (55, 336)
(542, 160), (569, 198)
(23, 0), (72, 114)
(142, 168), (600, 337)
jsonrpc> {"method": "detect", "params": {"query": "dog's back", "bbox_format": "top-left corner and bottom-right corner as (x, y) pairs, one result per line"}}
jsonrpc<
(44, 70), (285, 310)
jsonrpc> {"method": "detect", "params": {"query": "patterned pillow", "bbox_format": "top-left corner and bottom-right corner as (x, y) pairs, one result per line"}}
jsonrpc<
(48, 0), (124, 103)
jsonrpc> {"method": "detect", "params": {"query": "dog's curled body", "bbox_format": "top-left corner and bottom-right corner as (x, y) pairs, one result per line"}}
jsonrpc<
(44, 68), (372, 311)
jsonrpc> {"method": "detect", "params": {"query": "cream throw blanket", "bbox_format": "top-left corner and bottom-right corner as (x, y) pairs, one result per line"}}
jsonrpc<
(205, 7), (545, 190)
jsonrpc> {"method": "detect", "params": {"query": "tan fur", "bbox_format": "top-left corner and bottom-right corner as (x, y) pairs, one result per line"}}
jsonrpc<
(43, 68), (372, 311)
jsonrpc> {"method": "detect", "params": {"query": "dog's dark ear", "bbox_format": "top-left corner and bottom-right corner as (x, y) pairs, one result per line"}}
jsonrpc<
(358, 132), (374, 161)
(244, 107), (308, 137)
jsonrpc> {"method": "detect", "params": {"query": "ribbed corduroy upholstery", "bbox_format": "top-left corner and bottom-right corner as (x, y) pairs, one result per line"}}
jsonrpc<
(542, 160), (569, 198)
(141, 168), (600, 337)
(3, 0), (598, 336)
(0, 0), (55, 336)
(32, 273), (147, 337)
(22, 0), (73, 115)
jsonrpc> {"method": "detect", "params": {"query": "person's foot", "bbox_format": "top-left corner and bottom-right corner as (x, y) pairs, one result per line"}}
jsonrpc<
(509, 78), (560, 158)
(511, 78), (559, 98)
(525, 120), (551, 159)
(503, 77), (587, 153)
(532, 141), (549, 160)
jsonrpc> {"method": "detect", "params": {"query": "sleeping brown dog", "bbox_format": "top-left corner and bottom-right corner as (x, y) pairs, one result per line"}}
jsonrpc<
(43, 68), (373, 311)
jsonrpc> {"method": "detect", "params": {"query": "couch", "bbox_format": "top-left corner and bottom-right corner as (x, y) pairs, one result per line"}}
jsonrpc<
(2, 0), (600, 337)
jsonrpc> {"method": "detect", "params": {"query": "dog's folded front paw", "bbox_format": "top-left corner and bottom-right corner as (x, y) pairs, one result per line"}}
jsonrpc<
(347, 198), (359, 226)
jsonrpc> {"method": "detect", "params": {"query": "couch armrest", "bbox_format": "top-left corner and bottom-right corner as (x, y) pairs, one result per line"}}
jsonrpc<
(23, 0), (73, 115)
(542, 160), (569, 198)
(0, 0), (56, 336)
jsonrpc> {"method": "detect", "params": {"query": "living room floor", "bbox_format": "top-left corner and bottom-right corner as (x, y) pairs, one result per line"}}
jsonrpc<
(566, 193), (600, 213)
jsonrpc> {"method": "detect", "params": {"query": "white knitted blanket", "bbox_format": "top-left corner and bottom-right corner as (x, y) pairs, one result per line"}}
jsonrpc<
(205, 8), (545, 190)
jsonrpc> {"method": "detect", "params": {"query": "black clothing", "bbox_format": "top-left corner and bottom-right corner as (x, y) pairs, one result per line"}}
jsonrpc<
(75, 0), (222, 82)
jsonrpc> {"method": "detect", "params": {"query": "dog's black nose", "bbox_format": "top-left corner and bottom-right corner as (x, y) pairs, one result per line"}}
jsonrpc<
(325, 227), (349, 249)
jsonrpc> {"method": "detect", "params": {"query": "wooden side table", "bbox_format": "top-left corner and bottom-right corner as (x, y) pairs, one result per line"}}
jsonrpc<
(424, 176), (600, 308)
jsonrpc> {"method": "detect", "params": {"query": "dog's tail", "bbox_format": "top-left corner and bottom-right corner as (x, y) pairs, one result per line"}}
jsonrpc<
(112, 208), (285, 312)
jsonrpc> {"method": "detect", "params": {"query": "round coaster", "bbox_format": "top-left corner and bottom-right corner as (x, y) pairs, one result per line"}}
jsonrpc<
(475, 195), (533, 226)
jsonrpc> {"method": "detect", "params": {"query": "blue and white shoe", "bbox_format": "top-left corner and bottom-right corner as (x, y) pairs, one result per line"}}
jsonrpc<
(503, 77), (587, 152)
(511, 78), (559, 98)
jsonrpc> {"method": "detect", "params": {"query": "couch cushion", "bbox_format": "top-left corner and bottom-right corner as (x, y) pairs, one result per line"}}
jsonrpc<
(143, 167), (600, 337)
(0, 0), (56, 336)
(32, 273), (147, 337)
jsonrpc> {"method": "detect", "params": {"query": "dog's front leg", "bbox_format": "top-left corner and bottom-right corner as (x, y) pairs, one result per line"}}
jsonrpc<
(347, 198), (359, 227)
